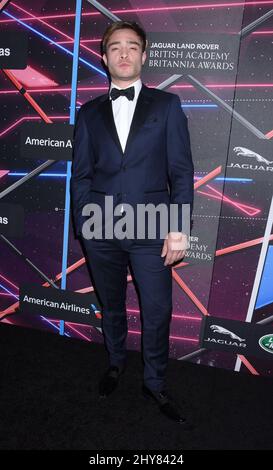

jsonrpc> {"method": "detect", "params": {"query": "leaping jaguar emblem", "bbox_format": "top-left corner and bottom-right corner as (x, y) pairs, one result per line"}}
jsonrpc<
(210, 325), (245, 342)
(233, 146), (273, 166)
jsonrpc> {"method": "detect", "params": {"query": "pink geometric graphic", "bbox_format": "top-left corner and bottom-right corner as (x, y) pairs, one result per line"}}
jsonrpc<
(197, 184), (261, 216)
(9, 66), (58, 88)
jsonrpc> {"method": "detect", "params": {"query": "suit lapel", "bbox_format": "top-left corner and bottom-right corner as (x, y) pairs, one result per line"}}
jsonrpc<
(99, 84), (154, 156)
(124, 85), (153, 155)
(100, 97), (124, 155)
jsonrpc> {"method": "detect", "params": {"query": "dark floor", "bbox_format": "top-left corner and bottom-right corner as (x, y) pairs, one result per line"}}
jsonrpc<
(0, 323), (272, 450)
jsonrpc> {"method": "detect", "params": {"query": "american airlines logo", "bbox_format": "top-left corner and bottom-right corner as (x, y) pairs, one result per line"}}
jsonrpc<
(20, 123), (74, 161)
(24, 136), (72, 148)
(0, 32), (28, 68)
(0, 48), (10, 56)
(0, 203), (24, 237)
(0, 216), (8, 225)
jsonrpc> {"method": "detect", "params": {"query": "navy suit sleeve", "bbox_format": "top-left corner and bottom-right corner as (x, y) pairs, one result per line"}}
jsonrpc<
(166, 94), (194, 232)
(70, 107), (95, 237)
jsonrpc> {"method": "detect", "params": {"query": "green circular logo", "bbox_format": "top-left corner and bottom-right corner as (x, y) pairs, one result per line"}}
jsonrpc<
(259, 334), (273, 354)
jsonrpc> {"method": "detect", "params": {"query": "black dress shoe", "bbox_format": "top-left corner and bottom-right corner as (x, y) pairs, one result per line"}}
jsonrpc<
(142, 385), (186, 424)
(99, 365), (124, 398)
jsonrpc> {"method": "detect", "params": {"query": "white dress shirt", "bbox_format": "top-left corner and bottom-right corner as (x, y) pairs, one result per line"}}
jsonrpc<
(109, 79), (142, 213)
(109, 78), (142, 153)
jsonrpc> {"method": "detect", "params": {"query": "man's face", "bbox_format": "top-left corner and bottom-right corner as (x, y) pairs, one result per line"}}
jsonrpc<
(103, 28), (146, 86)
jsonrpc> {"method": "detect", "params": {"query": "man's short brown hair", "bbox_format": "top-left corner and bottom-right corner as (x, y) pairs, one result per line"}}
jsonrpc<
(102, 21), (147, 54)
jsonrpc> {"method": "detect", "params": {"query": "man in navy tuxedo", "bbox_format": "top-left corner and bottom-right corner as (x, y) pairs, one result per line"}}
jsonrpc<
(71, 21), (194, 424)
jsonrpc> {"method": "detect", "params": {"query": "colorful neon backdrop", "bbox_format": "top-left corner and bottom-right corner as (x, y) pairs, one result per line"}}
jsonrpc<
(0, 0), (273, 377)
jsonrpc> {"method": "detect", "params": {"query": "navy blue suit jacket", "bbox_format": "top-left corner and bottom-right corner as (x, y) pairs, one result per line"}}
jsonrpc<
(70, 84), (194, 239)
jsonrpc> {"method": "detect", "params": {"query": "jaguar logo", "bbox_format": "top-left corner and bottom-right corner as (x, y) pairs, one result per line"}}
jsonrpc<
(233, 146), (273, 166)
(210, 325), (245, 342)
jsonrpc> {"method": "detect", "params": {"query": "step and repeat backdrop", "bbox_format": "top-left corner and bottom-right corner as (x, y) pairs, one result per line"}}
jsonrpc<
(0, 0), (272, 377)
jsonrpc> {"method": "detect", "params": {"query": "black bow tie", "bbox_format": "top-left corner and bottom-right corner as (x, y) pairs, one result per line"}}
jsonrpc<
(110, 86), (135, 101)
